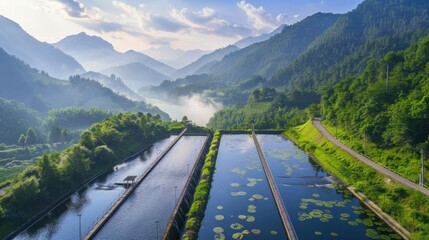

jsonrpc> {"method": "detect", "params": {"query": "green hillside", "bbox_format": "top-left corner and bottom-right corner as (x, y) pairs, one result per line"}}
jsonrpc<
(272, 0), (429, 91)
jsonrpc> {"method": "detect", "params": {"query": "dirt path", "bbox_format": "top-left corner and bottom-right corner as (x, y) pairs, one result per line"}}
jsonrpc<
(312, 118), (429, 197)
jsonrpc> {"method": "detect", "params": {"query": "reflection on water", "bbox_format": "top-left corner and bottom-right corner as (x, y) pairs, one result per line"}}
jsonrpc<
(257, 135), (401, 240)
(15, 137), (175, 240)
(94, 136), (208, 240)
(198, 135), (287, 240)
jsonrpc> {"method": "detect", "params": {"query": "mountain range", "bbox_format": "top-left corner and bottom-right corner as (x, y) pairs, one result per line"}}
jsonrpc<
(0, 16), (84, 79)
(142, 46), (209, 69)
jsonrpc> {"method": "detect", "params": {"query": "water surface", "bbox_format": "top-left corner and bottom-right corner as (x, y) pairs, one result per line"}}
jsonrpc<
(198, 134), (287, 240)
(15, 137), (175, 240)
(94, 136), (208, 240)
(257, 134), (401, 240)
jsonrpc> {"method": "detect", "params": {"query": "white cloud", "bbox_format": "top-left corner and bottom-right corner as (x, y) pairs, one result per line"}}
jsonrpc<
(170, 7), (251, 37)
(50, 0), (87, 18)
(237, 1), (299, 32)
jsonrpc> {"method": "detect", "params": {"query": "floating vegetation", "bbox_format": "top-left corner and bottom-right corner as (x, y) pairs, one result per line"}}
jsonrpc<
(270, 230), (278, 235)
(366, 229), (381, 239)
(232, 233), (244, 239)
(297, 212), (312, 221)
(242, 230), (250, 234)
(381, 235), (391, 240)
(348, 221), (358, 226)
(247, 205), (257, 213)
(315, 231), (322, 236)
(251, 229), (261, 234)
(231, 191), (247, 197)
(331, 232), (338, 237)
(299, 203), (308, 209)
(363, 218), (374, 227)
(230, 223), (244, 230)
(320, 218), (329, 223)
(214, 234), (225, 240)
(309, 209), (324, 218)
(215, 215), (224, 221)
(312, 193), (320, 198)
(340, 213), (350, 218)
(230, 183), (240, 187)
(213, 227), (224, 234)
(252, 194), (263, 200)
(300, 198), (348, 208)
(263, 197), (269, 200)
(322, 213), (333, 219)
(238, 215), (247, 220)
(231, 167), (246, 176)
(217, 206), (223, 210)
(246, 216), (255, 222)
(248, 197), (255, 202)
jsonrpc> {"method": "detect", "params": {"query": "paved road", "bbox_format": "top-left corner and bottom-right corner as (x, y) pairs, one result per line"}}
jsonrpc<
(312, 118), (429, 198)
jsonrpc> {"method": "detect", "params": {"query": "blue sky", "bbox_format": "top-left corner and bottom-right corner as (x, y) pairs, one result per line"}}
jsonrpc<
(0, 0), (364, 51)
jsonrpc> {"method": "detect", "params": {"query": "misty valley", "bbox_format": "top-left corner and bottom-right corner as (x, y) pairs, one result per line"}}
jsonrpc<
(1, 0), (429, 239)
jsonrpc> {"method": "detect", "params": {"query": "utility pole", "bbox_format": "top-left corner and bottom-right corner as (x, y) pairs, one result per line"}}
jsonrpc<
(363, 129), (367, 156)
(77, 214), (82, 240)
(335, 121), (338, 139)
(155, 220), (159, 240)
(386, 64), (389, 93)
(420, 149), (425, 186)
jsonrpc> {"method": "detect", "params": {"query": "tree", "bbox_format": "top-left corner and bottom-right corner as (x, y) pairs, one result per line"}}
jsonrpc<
(38, 154), (59, 192)
(182, 116), (189, 122)
(18, 134), (26, 147)
(48, 126), (62, 143)
(25, 127), (37, 145)
(62, 146), (91, 184)
(61, 129), (72, 143)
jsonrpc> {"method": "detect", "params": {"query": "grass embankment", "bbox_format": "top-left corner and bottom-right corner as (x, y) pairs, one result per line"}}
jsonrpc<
(182, 131), (221, 240)
(285, 120), (429, 239)
(323, 122), (425, 185)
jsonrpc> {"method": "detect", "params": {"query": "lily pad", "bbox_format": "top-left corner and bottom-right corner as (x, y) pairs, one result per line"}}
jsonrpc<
(251, 229), (261, 234)
(246, 216), (255, 222)
(230, 183), (240, 187)
(230, 223), (244, 230)
(217, 206), (224, 210)
(252, 194), (263, 200)
(331, 232), (338, 237)
(215, 215), (224, 221)
(312, 193), (320, 198)
(270, 230), (278, 235)
(213, 227), (224, 234)
(232, 233), (244, 239)
(315, 231), (322, 236)
(238, 215), (247, 220)
(214, 234), (225, 240)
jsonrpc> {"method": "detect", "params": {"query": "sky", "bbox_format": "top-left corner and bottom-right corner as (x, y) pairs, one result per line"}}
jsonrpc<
(0, 0), (364, 52)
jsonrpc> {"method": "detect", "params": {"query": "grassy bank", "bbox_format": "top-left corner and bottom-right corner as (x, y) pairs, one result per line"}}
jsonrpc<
(284, 120), (429, 239)
(323, 121), (425, 185)
(182, 131), (221, 240)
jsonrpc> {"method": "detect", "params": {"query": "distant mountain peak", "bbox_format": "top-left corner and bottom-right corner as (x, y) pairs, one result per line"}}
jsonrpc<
(56, 32), (114, 50)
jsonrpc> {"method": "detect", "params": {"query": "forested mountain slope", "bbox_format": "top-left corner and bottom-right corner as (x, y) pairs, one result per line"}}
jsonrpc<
(208, 13), (340, 82)
(323, 34), (429, 148)
(0, 48), (168, 118)
(272, 0), (429, 91)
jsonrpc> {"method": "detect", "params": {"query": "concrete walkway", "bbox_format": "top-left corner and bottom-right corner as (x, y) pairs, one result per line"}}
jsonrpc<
(312, 118), (429, 197)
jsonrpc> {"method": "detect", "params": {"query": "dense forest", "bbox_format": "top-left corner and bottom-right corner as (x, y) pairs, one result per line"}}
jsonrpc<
(322, 33), (429, 181)
(272, 0), (429, 91)
(207, 88), (320, 129)
(0, 112), (188, 238)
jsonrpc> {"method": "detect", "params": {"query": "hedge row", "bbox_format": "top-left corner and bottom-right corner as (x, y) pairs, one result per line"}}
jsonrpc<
(182, 131), (221, 240)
